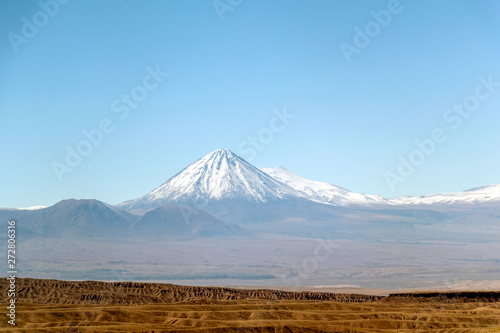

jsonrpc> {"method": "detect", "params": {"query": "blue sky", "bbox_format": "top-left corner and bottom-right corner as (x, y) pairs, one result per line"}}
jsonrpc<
(1, 0), (500, 208)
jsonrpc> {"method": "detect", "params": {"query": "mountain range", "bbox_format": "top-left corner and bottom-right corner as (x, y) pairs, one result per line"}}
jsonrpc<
(1, 148), (498, 241)
(119, 149), (500, 211)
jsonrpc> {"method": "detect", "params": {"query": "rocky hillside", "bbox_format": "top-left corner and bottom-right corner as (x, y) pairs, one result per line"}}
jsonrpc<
(2, 279), (500, 306)
(1, 278), (381, 305)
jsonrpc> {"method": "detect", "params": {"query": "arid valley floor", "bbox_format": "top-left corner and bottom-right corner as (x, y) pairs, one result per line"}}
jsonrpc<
(1, 279), (499, 332)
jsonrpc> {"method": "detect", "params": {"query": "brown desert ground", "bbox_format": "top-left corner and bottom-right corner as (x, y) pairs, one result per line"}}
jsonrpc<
(0, 278), (499, 332)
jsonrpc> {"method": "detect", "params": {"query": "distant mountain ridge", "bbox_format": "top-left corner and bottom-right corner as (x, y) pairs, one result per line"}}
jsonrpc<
(0, 199), (244, 239)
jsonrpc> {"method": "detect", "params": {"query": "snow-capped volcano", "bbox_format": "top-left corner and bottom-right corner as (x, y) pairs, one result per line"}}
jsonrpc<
(120, 149), (300, 212)
(119, 149), (500, 213)
(261, 166), (388, 206)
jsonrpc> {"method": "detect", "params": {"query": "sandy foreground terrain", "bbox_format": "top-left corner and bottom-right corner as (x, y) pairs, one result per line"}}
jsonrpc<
(0, 278), (499, 332)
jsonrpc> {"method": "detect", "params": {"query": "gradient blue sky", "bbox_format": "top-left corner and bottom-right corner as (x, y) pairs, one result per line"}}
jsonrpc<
(1, 0), (500, 208)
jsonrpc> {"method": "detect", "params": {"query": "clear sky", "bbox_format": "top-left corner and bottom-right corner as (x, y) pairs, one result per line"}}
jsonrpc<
(1, 0), (500, 208)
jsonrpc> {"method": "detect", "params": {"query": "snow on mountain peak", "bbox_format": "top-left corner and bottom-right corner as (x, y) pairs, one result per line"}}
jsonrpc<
(261, 167), (387, 206)
(390, 184), (500, 206)
(121, 149), (299, 210)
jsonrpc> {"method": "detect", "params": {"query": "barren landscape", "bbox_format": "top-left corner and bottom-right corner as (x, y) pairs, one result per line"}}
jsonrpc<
(1, 278), (499, 332)
(3, 1), (500, 332)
